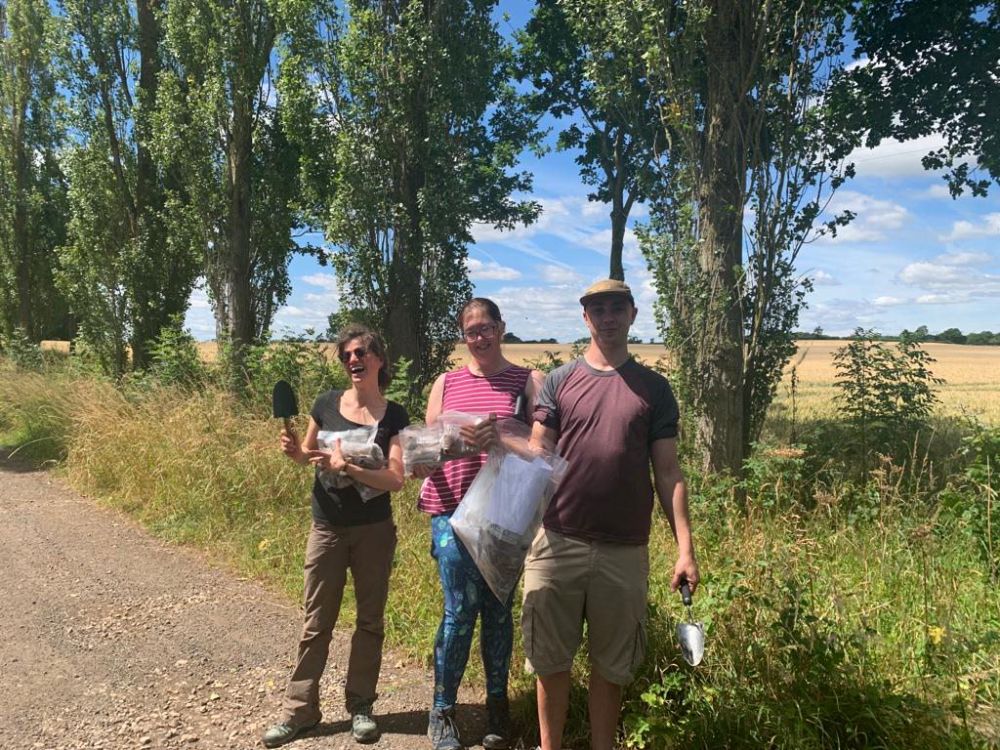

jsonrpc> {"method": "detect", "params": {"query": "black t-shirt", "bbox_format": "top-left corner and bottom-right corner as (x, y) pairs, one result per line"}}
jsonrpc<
(309, 390), (410, 526)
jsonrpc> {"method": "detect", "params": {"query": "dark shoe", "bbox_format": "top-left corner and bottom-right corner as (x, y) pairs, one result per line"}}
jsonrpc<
(351, 704), (380, 744)
(261, 718), (319, 748)
(428, 706), (464, 750)
(482, 695), (510, 750)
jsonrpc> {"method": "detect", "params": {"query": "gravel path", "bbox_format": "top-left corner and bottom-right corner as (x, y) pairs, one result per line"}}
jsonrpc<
(0, 455), (504, 750)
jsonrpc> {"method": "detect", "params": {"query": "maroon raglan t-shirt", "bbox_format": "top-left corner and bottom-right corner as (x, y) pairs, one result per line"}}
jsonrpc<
(532, 357), (679, 545)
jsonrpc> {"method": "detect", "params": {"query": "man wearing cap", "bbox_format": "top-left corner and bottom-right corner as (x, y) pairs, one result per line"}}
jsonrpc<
(524, 278), (699, 750)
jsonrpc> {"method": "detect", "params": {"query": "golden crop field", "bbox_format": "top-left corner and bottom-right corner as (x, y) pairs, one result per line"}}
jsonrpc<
(773, 340), (1000, 425)
(41, 338), (999, 424)
(456, 341), (999, 424)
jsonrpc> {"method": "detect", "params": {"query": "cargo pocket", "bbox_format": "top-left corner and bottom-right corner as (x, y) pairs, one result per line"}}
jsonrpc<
(629, 616), (648, 677)
(521, 597), (537, 668)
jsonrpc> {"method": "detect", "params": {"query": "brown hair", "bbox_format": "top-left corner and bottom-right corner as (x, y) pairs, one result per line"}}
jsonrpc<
(335, 323), (392, 392)
(457, 297), (502, 330)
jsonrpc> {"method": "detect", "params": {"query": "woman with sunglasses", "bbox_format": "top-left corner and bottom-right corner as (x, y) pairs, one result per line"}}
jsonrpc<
(263, 323), (408, 749)
(416, 298), (544, 750)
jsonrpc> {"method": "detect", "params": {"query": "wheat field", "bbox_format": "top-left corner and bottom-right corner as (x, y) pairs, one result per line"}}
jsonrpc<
(457, 340), (1000, 423)
(41, 338), (1000, 423)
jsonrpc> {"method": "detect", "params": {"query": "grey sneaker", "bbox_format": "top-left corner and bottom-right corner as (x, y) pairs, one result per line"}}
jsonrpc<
(428, 706), (463, 750)
(351, 704), (379, 744)
(482, 695), (510, 750)
(261, 718), (319, 748)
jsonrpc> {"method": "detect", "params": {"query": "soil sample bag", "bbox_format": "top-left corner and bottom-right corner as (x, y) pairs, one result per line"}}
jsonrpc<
(317, 426), (385, 501)
(450, 419), (568, 603)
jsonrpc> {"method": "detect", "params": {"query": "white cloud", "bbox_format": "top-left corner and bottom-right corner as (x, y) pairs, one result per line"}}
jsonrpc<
(847, 133), (949, 179)
(811, 270), (840, 286)
(936, 251), (992, 266)
(299, 272), (342, 309)
(941, 213), (1000, 241)
(922, 184), (952, 199)
(189, 286), (211, 310)
(467, 258), (521, 281)
(490, 284), (588, 342)
(915, 293), (959, 305)
(489, 274), (660, 343)
(817, 190), (909, 244)
(301, 272), (339, 291)
(472, 194), (640, 268)
(873, 295), (905, 306)
(799, 298), (885, 335)
(897, 250), (1000, 303)
(183, 286), (215, 339)
(272, 305), (331, 334)
(537, 264), (585, 286)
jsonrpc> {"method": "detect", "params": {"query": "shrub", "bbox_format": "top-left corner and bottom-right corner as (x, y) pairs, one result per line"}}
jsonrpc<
(833, 329), (943, 475)
(149, 319), (207, 388)
(0, 328), (44, 371)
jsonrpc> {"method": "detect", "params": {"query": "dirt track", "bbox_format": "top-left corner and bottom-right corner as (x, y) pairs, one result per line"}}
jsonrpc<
(0, 455), (499, 750)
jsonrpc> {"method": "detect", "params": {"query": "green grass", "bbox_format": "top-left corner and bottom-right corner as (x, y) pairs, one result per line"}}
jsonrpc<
(2, 361), (998, 749)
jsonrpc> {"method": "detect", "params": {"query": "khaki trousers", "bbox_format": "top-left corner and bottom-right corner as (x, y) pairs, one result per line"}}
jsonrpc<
(281, 518), (397, 724)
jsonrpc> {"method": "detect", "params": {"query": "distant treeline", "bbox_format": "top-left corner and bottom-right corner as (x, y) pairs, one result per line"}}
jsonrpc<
(793, 326), (1000, 345)
(503, 334), (664, 345)
(502, 333), (560, 345)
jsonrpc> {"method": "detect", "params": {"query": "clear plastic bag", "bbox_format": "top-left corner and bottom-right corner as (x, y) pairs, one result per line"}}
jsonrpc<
(400, 411), (489, 476)
(316, 427), (386, 502)
(437, 411), (489, 459)
(399, 422), (444, 476)
(449, 419), (568, 603)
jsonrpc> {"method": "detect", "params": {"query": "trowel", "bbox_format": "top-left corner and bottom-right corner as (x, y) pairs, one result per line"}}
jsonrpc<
(272, 380), (299, 438)
(676, 578), (705, 666)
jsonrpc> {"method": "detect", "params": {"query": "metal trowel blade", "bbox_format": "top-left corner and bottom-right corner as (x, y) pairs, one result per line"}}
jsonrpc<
(676, 621), (705, 666)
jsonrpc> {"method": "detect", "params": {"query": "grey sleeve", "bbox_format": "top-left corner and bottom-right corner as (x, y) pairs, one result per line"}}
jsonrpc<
(650, 378), (680, 441)
(531, 360), (578, 430)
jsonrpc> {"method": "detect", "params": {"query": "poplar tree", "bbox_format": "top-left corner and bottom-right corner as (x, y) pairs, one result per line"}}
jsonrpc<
(567, 0), (856, 474)
(156, 0), (302, 384)
(280, 0), (538, 392)
(58, 0), (199, 373)
(0, 0), (70, 341)
(517, 0), (663, 281)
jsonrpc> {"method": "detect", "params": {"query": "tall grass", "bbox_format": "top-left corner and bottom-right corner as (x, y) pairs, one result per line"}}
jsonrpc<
(2, 362), (998, 748)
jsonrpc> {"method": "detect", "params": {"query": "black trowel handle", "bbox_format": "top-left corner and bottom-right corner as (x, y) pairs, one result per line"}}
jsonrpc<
(282, 417), (296, 440)
(679, 579), (693, 607)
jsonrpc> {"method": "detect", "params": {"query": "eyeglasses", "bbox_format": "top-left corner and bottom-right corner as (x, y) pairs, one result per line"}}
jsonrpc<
(463, 324), (498, 342)
(338, 347), (368, 363)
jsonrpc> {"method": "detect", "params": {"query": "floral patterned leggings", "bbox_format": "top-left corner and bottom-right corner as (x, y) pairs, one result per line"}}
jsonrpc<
(430, 514), (513, 709)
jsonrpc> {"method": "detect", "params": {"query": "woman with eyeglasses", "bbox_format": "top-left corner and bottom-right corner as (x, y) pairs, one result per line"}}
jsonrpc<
(415, 298), (544, 750)
(262, 323), (409, 749)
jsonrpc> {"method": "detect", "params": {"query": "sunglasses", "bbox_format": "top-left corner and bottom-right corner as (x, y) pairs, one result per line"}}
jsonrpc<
(338, 347), (368, 363)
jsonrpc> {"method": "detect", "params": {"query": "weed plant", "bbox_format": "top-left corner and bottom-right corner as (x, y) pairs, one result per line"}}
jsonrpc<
(1, 356), (999, 748)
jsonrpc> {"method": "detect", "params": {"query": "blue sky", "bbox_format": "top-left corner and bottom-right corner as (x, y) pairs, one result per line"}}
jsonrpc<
(185, 11), (1000, 344)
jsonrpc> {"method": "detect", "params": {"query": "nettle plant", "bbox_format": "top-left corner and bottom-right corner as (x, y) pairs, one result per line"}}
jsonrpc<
(833, 328), (943, 475)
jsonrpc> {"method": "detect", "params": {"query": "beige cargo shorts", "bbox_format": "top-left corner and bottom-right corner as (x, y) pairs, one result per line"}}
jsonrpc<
(521, 527), (649, 686)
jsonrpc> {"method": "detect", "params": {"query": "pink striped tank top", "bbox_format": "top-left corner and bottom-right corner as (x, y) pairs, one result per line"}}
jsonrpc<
(418, 364), (531, 514)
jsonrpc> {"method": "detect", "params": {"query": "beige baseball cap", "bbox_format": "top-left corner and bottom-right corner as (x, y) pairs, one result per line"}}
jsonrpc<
(579, 278), (635, 306)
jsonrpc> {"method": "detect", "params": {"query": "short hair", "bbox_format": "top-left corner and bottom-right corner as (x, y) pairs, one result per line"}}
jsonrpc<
(457, 297), (502, 330)
(335, 323), (392, 392)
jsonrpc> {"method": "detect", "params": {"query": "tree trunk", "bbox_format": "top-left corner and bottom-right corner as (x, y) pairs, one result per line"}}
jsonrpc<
(226, 95), (255, 382)
(130, 0), (161, 370)
(695, 0), (748, 476)
(13, 197), (32, 337)
(12, 110), (33, 338)
(609, 194), (626, 282)
(386, 156), (424, 385)
(385, 69), (428, 391)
